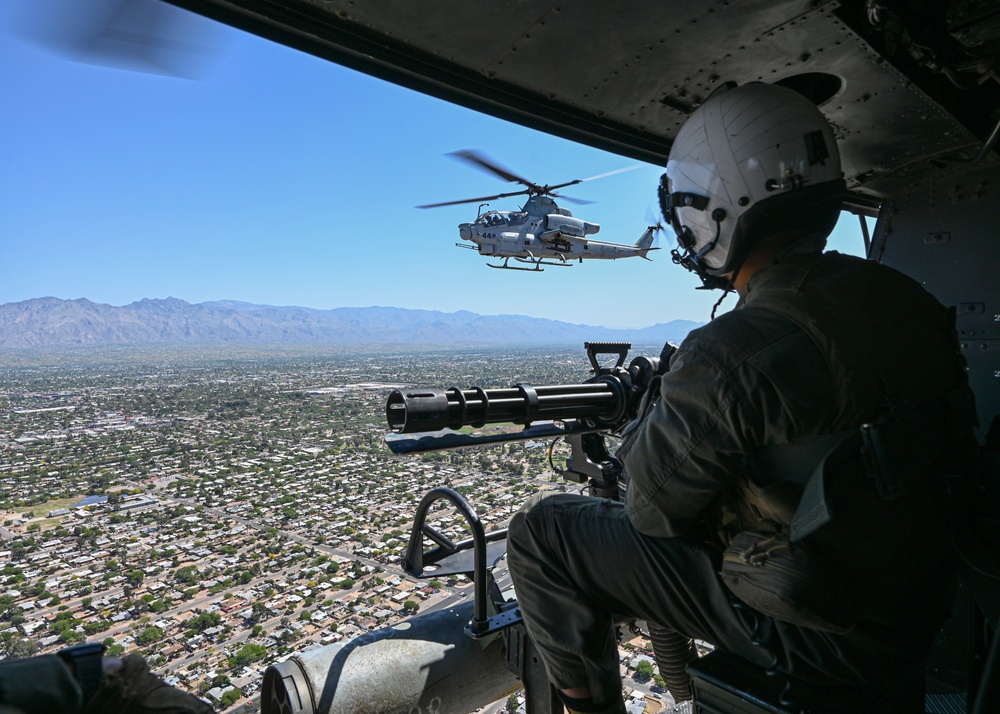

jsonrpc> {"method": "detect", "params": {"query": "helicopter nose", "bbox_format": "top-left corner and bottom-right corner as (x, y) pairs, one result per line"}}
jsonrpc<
(459, 223), (473, 240)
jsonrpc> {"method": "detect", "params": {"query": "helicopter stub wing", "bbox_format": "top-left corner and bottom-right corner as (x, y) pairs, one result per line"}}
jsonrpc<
(537, 230), (589, 247)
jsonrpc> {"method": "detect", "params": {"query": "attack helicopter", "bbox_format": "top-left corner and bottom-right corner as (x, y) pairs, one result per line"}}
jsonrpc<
(419, 150), (658, 271)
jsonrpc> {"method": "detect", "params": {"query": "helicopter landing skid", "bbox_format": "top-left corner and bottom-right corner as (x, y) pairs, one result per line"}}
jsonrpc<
(487, 255), (572, 271)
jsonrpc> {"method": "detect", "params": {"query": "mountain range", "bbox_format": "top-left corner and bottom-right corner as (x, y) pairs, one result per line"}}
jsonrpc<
(0, 297), (702, 349)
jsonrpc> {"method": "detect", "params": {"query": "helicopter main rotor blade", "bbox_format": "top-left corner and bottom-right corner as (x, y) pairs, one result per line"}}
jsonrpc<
(540, 164), (645, 194)
(542, 179), (584, 192)
(417, 189), (531, 209)
(531, 163), (645, 195)
(448, 150), (535, 188)
(424, 150), (646, 208)
(551, 194), (595, 205)
(579, 164), (645, 183)
(9, 0), (226, 79)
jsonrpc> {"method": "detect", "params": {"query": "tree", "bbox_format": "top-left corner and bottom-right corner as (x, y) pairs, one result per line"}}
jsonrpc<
(634, 659), (655, 682)
(1, 634), (36, 659)
(506, 694), (520, 714)
(137, 626), (164, 646)
(186, 610), (223, 632)
(403, 600), (420, 613)
(59, 629), (85, 645)
(221, 689), (241, 707)
(251, 602), (270, 623)
(229, 643), (268, 669)
(84, 619), (113, 635)
(174, 565), (199, 585)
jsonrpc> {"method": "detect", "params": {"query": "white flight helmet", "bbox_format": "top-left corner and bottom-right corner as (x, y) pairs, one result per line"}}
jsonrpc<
(660, 82), (845, 289)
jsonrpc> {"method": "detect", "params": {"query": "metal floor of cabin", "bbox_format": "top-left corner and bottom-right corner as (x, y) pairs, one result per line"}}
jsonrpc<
(924, 693), (967, 714)
(690, 650), (975, 714)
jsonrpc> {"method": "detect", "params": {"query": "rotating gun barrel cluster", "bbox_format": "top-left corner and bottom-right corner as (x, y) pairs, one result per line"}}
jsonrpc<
(383, 342), (674, 458)
(386, 380), (627, 434)
(386, 341), (672, 436)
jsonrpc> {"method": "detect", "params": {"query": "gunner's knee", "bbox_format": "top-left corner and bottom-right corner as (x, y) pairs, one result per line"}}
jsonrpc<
(508, 491), (549, 552)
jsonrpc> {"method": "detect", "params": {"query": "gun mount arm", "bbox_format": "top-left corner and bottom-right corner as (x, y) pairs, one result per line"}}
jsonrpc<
(401, 487), (504, 636)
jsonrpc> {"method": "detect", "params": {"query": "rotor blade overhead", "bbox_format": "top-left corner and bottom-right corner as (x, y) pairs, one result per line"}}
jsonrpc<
(417, 189), (531, 209)
(553, 194), (595, 205)
(10, 0), (226, 79)
(418, 191), (594, 208)
(421, 148), (638, 208)
(448, 150), (529, 186)
(542, 178), (584, 192)
(580, 164), (645, 182)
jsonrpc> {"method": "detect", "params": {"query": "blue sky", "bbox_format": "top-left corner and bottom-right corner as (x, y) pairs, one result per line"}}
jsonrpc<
(0, 1), (867, 329)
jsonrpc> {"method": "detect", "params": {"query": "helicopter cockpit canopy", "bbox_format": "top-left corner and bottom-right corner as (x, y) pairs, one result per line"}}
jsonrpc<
(482, 211), (529, 227)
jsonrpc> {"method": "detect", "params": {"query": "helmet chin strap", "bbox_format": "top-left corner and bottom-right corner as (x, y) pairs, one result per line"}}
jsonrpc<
(710, 253), (741, 320)
(709, 281), (735, 320)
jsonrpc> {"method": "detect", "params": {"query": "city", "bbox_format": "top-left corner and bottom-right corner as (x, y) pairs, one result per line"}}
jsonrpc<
(0, 344), (678, 713)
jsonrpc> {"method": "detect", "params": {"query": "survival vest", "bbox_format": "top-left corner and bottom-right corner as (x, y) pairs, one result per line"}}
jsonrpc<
(719, 251), (977, 632)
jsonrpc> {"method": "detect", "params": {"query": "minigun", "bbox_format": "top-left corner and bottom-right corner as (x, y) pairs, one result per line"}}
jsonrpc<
(385, 341), (673, 497)
(261, 343), (675, 714)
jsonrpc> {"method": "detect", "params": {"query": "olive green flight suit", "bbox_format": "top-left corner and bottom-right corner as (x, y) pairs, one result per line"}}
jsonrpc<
(507, 251), (976, 711)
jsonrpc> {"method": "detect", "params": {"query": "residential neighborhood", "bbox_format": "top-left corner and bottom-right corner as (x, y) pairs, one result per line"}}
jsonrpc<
(1, 345), (681, 711)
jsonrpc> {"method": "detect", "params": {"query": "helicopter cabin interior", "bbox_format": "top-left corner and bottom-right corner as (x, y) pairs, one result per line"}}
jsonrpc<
(160, 0), (1000, 711)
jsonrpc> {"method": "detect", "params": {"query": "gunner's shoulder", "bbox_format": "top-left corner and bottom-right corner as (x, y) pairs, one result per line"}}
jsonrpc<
(680, 306), (811, 371)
